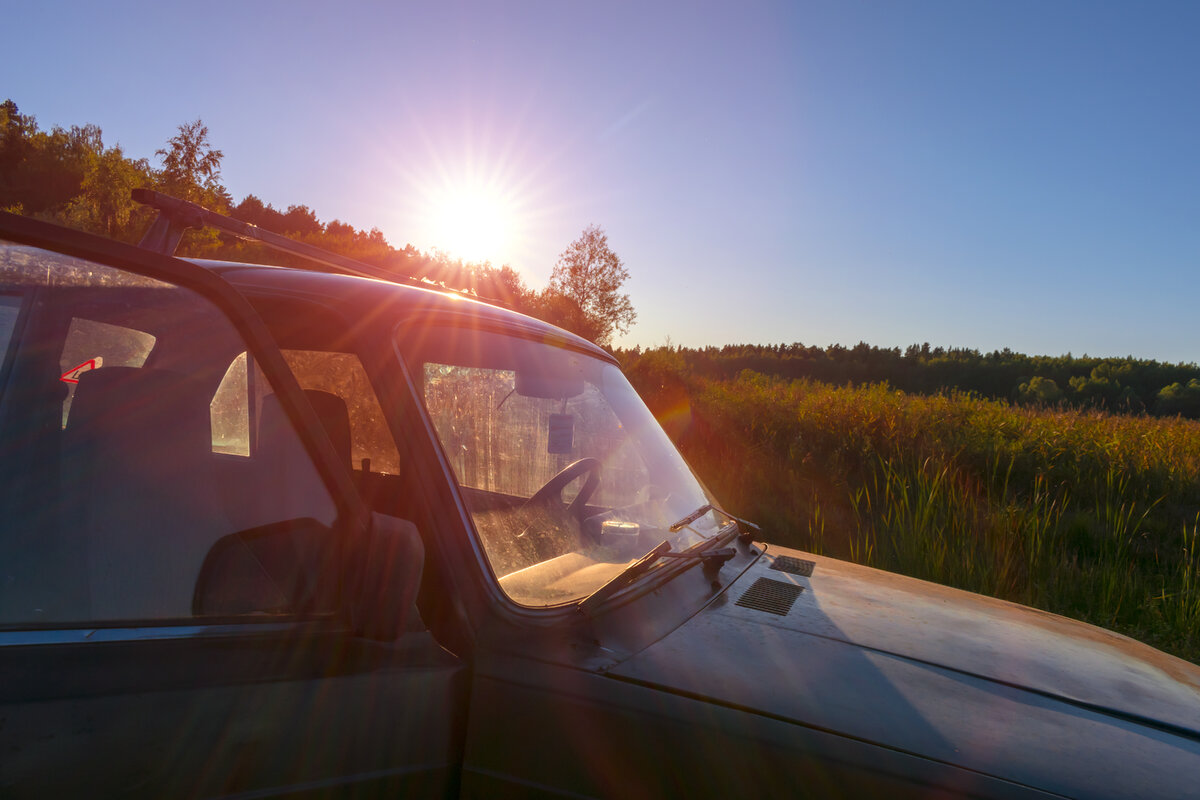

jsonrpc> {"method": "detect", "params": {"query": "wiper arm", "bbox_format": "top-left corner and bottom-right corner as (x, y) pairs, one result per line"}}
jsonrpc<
(669, 504), (761, 538)
(578, 540), (737, 617)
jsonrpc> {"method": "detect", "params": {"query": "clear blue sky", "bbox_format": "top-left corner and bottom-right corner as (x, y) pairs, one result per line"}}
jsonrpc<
(7, 1), (1200, 361)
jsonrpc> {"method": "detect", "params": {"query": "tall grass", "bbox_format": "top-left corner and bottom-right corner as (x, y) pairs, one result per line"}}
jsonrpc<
(626, 355), (1200, 662)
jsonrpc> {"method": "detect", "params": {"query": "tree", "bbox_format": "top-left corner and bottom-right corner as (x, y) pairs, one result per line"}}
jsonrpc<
(1155, 379), (1200, 418)
(524, 290), (606, 343)
(62, 143), (152, 240)
(155, 119), (225, 205)
(547, 225), (636, 345)
(1016, 376), (1063, 405)
(0, 101), (101, 217)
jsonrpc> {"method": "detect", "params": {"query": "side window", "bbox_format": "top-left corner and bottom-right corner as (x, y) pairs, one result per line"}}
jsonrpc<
(0, 242), (339, 626)
(282, 349), (401, 475)
(0, 294), (23, 381)
(209, 349), (400, 476)
(59, 317), (156, 427)
(210, 352), (257, 457)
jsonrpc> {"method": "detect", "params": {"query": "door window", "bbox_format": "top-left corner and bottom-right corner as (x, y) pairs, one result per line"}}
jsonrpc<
(282, 349), (401, 475)
(0, 241), (339, 626)
(209, 349), (401, 475)
(59, 316), (156, 426)
(0, 294), (23, 397)
(0, 294), (21, 366)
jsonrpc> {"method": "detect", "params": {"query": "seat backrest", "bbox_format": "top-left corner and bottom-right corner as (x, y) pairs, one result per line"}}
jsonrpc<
(300, 389), (353, 471)
(252, 392), (338, 524)
(64, 366), (228, 620)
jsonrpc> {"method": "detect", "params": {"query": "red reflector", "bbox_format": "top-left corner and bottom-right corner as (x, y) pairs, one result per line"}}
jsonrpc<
(61, 357), (103, 384)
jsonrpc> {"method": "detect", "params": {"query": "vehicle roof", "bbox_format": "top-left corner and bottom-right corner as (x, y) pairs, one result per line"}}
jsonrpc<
(187, 259), (615, 363)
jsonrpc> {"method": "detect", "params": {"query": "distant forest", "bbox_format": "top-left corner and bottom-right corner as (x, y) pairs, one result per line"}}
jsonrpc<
(5, 99), (1199, 418)
(618, 344), (1200, 419)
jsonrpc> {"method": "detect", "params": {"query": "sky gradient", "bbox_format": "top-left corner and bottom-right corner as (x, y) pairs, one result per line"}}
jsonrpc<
(6, 1), (1200, 360)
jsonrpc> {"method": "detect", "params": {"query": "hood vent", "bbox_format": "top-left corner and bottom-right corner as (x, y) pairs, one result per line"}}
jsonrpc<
(735, 578), (803, 616)
(770, 556), (815, 577)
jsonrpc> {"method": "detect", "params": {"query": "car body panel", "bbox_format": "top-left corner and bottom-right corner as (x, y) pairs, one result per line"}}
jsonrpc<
(0, 628), (467, 798)
(610, 545), (1200, 798)
(463, 652), (1057, 799)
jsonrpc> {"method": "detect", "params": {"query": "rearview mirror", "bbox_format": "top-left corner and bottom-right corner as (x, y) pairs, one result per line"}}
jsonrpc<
(515, 351), (584, 399)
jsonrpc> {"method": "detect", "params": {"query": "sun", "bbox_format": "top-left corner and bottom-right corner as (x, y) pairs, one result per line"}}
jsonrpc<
(427, 181), (515, 265)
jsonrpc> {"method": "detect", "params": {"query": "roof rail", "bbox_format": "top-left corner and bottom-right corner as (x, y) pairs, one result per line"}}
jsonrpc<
(132, 188), (467, 295)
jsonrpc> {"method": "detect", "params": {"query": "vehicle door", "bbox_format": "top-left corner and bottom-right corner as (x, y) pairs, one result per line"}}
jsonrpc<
(0, 213), (467, 798)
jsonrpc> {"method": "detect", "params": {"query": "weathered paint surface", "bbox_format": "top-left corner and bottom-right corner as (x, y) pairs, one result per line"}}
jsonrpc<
(612, 545), (1200, 798)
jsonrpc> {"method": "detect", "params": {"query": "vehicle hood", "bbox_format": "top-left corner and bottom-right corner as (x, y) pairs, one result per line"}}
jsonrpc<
(609, 545), (1200, 796)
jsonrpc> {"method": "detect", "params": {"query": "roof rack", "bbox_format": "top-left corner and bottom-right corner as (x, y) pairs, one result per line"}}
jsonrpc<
(132, 188), (470, 295)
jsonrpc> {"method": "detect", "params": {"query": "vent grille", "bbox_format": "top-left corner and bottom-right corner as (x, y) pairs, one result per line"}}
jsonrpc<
(735, 578), (803, 616)
(770, 556), (815, 577)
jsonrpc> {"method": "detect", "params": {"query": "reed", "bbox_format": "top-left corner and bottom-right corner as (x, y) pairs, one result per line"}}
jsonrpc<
(629, 363), (1200, 662)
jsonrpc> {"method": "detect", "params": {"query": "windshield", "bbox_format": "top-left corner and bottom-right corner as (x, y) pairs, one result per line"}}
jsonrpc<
(400, 324), (723, 606)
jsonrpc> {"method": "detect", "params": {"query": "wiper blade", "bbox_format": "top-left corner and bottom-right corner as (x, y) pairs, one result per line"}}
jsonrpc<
(578, 540), (736, 617)
(669, 504), (761, 537)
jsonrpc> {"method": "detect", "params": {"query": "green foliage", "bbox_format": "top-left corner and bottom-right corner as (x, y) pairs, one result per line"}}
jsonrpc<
(622, 349), (1200, 662)
(63, 144), (153, 241)
(1016, 375), (1063, 404)
(155, 119), (226, 207)
(616, 341), (1200, 419)
(0, 101), (114, 219)
(1156, 379), (1200, 418)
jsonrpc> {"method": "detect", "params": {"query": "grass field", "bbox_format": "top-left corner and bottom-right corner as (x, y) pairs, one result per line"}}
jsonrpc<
(623, 349), (1200, 663)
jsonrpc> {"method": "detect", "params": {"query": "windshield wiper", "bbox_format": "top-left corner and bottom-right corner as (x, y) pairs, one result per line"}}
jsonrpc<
(669, 504), (761, 538)
(578, 539), (737, 617)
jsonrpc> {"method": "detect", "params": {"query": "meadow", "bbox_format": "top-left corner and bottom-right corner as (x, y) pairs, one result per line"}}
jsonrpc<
(622, 348), (1200, 663)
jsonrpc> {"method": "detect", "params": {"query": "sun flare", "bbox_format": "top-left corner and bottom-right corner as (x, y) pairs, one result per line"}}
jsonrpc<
(427, 182), (515, 265)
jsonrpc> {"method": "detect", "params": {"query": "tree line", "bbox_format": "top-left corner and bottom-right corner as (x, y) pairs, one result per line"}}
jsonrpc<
(0, 100), (635, 345)
(618, 342), (1200, 419)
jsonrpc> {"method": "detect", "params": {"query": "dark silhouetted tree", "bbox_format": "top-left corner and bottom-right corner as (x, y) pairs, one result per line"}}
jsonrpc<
(524, 290), (606, 343)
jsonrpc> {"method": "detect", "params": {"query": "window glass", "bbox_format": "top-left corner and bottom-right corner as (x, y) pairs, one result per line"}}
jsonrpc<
(210, 349), (401, 476)
(59, 317), (156, 427)
(425, 364), (648, 507)
(0, 294), (20, 344)
(0, 242), (339, 626)
(211, 352), (252, 456)
(282, 349), (401, 475)
(0, 294), (22, 378)
(408, 326), (722, 606)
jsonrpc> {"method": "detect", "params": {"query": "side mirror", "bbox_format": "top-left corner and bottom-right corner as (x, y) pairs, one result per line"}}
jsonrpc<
(193, 514), (424, 641)
(194, 518), (335, 616)
(345, 513), (425, 640)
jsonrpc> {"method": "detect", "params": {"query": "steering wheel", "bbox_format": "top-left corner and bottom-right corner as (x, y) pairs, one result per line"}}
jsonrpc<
(517, 458), (601, 537)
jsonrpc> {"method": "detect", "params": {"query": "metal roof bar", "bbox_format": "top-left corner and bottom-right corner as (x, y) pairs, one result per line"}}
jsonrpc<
(132, 188), (436, 291)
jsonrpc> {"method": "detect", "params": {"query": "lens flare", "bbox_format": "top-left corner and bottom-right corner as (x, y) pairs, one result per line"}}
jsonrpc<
(427, 181), (514, 264)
